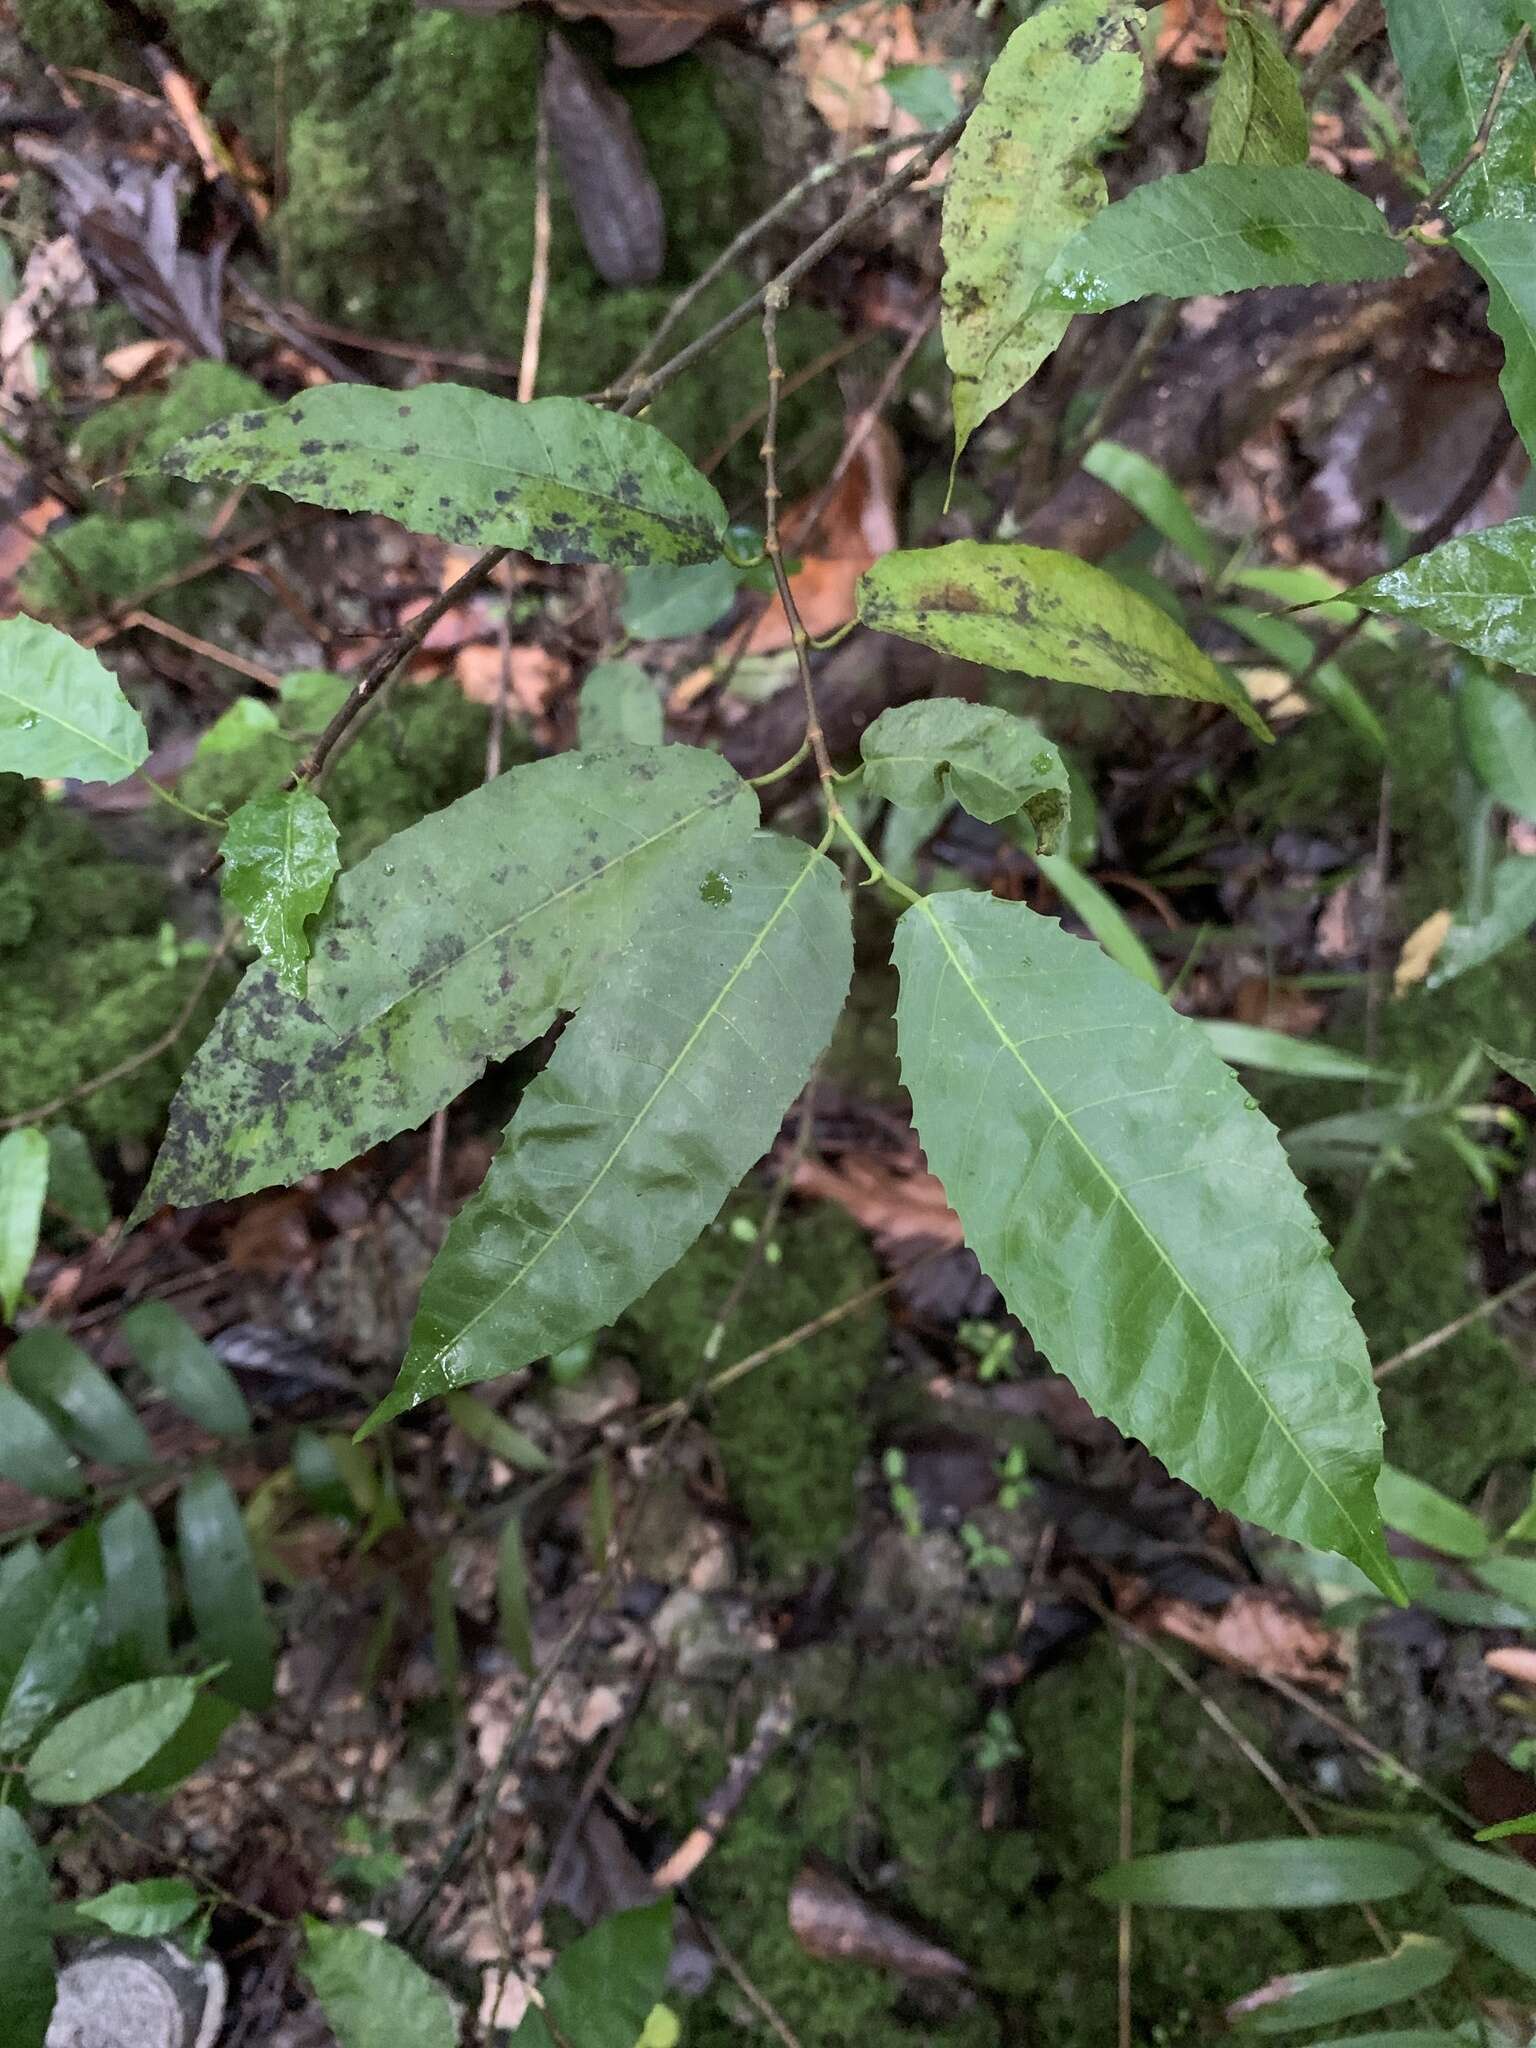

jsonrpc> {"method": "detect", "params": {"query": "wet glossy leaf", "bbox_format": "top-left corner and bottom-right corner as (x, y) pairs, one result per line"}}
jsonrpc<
(511, 1903), (673, 2048)
(941, 0), (1145, 458)
(300, 1920), (457, 2048)
(1455, 666), (1536, 821)
(8, 1329), (151, 1469)
(859, 700), (1070, 847)
(1427, 1833), (1536, 1911)
(25, 1675), (199, 1804)
(621, 559), (739, 638)
(1376, 1463), (1489, 1559)
(579, 660), (663, 749)
(895, 896), (1398, 1591)
(0, 1386), (83, 1502)
(0, 1807), (54, 2048)
(0, 1527), (102, 1754)
(99, 1495), (170, 1677)
(1458, 217), (1536, 460)
(377, 833), (851, 1422)
(0, 614), (148, 785)
(0, 1128), (48, 1321)
(159, 385), (727, 568)
(1384, 0), (1536, 228)
(220, 786), (340, 997)
(140, 746), (755, 1212)
(116, 1691), (240, 1796)
(120, 1300), (252, 1440)
(1200, 1022), (1399, 1085)
(1207, 4), (1309, 169)
(1430, 856), (1536, 986)
(1345, 518), (1536, 669)
(1232, 1934), (1454, 2032)
(1455, 1902), (1536, 1983)
(43, 1125), (110, 1237)
(76, 1878), (201, 1937)
(858, 542), (1272, 742)
(1039, 165), (1406, 314)
(1081, 440), (1219, 571)
(1091, 1837), (1424, 1908)
(8, 1330), (151, 1469)
(177, 1467), (274, 1710)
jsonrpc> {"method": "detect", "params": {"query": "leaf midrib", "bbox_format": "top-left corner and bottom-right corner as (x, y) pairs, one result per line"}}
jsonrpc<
(914, 896), (1377, 1553)
(419, 843), (825, 1380)
(0, 680), (142, 775)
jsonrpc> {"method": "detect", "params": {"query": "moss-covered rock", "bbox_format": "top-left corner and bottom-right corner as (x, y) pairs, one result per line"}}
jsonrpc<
(0, 779), (229, 1139)
(620, 1198), (882, 1575)
(72, 361), (269, 512)
(17, 514), (207, 624)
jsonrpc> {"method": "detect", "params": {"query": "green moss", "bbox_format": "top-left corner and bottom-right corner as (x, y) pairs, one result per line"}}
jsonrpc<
(620, 1197), (882, 1574)
(18, 515), (207, 624)
(0, 780), (229, 1139)
(73, 362), (269, 510)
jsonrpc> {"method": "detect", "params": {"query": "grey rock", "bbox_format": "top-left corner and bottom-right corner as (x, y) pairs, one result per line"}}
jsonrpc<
(46, 1939), (225, 2048)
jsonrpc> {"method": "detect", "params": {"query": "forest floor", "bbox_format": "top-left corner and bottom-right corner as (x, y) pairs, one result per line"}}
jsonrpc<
(4, 0), (1536, 2042)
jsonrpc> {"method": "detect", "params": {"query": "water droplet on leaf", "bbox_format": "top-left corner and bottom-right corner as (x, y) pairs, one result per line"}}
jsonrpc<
(699, 870), (732, 906)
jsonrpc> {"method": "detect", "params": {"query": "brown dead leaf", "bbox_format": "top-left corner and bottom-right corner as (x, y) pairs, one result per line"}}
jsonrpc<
(1238, 666), (1310, 721)
(102, 336), (181, 384)
(1145, 1589), (1346, 1691)
(1232, 977), (1325, 1037)
(1486, 1647), (1536, 1688)
(742, 420), (900, 654)
(791, 1151), (963, 1248)
(1, 234), (95, 414)
(455, 641), (568, 717)
(1394, 909), (1452, 995)
(789, 1860), (969, 1979)
(0, 494), (65, 610)
(790, 0), (928, 137)
(1156, 0), (1226, 65)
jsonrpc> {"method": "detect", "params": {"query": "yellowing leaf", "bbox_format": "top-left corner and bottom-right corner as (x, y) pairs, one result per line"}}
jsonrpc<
(1393, 908), (1452, 994)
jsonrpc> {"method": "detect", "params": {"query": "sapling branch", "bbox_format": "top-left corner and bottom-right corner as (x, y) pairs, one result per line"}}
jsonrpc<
(1410, 23), (1532, 227)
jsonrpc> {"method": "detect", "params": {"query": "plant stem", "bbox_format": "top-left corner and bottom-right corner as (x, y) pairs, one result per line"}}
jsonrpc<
(1410, 24), (1531, 227)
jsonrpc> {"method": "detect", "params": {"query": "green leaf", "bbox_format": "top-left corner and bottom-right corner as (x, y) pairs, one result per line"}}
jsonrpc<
(301, 1922), (457, 2048)
(1384, 0), (1536, 228)
(884, 62), (961, 128)
(1210, 603), (1388, 755)
(0, 1807), (55, 2048)
(498, 1515), (536, 1677)
(1035, 852), (1162, 987)
(1455, 1902), (1536, 1983)
(1488, 1043), (1536, 1090)
(444, 1391), (552, 1472)
(220, 786), (340, 997)
(858, 699), (1071, 847)
(0, 615), (149, 785)
(1477, 1812), (1536, 1841)
(511, 1903), (674, 2048)
(858, 542), (1272, 742)
(941, 0), (1145, 458)
(0, 1527), (102, 1754)
(7, 1329), (152, 1468)
(894, 895), (1398, 1592)
(621, 559), (739, 637)
(140, 745), (755, 1213)
(159, 385), (727, 568)
(115, 1690), (240, 1796)
(375, 832), (851, 1422)
(0, 1127), (48, 1320)
(1375, 1463), (1488, 1558)
(1471, 1552), (1536, 1615)
(1040, 165), (1406, 314)
(1233, 1935), (1454, 2033)
(177, 1467), (274, 1710)
(25, 1675), (200, 1804)
(43, 1125), (110, 1237)
(99, 1495), (171, 1677)
(76, 1878), (201, 1937)
(1429, 856), (1536, 986)
(1081, 440), (1220, 571)
(1457, 217), (1536, 461)
(578, 661), (663, 750)
(1207, 4), (1310, 169)
(1425, 1833), (1536, 1912)
(1267, 2034), (1465, 2047)
(121, 1300), (252, 1440)
(1199, 1021), (1399, 1085)
(1344, 517), (1536, 669)
(0, 1386), (83, 1501)
(1091, 1837), (1425, 1908)
(1455, 665), (1536, 821)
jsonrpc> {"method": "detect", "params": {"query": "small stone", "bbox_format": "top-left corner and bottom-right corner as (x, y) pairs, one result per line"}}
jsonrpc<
(47, 1940), (225, 2048)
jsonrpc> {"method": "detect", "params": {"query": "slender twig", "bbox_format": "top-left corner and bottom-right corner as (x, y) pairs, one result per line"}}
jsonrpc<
(1299, 0), (1385, 99)
(0, 922), (238, 1133)
(1060, 302), (1180, 473)
(687, 1906), (806, 2048)
(1374, 1264), (1536, 1381)
(610, 108), (970, 418)
(78, 510), (326, 647)
(118, 610), (283, 690)
(1283, 0), (1333, 55)
(785, 304), (937, 544)
(517, 83), (551, 407)
(613, 129), (948, 393)
(701, 334), (869, 476)
(1411, 25), (1531, 226)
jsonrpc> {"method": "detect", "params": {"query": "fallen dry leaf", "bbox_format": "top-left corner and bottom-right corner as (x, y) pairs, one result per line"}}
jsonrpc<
(790, 0), (927, 137)
(102, 336), (182, 384)
(789, 1860), (969, 1979)
(1238, 666), (1310, 722)
(455, 641), (568, 716)
(0, 494), (66, 611)
(1232, 977), (1325, 1037)
(742, 419), (900, 654)
(1486, 1647), (1536, 1688)
(791, 1151), (963, 1248)
(1145, 1589), (1346, 1692)
(1, 234), (95, 414)
(1394, 908), (1453, 995)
